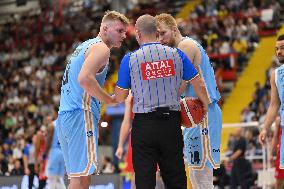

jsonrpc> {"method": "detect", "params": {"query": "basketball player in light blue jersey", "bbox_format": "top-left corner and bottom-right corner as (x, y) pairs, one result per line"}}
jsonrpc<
(259, 35), (284, 172)
(156, 14), (222, 189)
(45, 120), (66, 189)
(57, 11), (129, 189)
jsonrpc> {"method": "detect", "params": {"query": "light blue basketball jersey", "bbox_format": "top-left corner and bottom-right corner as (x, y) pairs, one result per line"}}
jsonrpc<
(182, 37), (222, 169)
(274, 64), (284, 168)
(275, 65), (284, 126)
(182, 37), (221, 103)
(58, 37), (108, 120)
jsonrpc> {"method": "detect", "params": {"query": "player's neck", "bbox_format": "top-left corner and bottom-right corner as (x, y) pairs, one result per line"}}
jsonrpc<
(175, 34), (183, 47)
(97, 33), (112, 49)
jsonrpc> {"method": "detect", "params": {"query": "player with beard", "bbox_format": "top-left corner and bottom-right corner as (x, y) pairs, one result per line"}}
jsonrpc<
(155, 14), (222, 189)
(259, 35), (284, 187)
(57, 11), (129, 189)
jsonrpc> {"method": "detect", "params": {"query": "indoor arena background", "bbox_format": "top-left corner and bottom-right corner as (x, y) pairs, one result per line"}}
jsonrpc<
(0, 0), (284, 188)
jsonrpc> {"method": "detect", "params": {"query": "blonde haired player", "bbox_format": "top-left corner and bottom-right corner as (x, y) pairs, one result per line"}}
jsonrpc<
(57, 11), (129, 189)
(155, 13), (222, 189)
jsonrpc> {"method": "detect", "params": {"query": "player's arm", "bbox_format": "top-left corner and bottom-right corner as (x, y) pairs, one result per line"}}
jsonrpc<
(178, 40), (211, 103)
(44, 123), (54, 157)
(272, 117), (280, 147)
(271, 117), (280, 160)
(178, 40), (200, 67)
(78, 42), (115, 104)
(178, 49), (209, 112)
(116, 93), (133, 159)
(259, 70), (280, 145)
(114, 54), (131, 103)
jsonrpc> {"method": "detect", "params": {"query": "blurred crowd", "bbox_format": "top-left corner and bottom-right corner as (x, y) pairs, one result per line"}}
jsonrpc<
(0, 0), (283, 179)
(233, 55), (281, 157)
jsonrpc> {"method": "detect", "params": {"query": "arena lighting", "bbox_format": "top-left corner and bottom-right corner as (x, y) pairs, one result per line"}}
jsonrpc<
(101, 122), (108, 128)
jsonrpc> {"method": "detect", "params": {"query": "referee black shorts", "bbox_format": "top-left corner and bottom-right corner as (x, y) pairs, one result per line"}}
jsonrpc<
(132, 109), (187, 189)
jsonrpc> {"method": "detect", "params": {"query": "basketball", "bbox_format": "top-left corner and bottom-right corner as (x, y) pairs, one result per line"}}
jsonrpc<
(180, 97), (205, 128)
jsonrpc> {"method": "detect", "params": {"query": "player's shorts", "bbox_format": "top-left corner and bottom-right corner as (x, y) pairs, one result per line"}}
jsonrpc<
(57, 109), (99, 177)
(183, 102), (222, 169)
(47, 148), (65, 177)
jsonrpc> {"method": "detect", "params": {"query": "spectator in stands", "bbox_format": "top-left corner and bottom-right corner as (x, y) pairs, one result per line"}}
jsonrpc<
(246, 17), (259, 43)
(254, 81), (266, 101)
(249, 92), (259, 112)
(241, 106), (255, 122)
(12, 141), (23, 161)
(11, 160), (24, 176)
(7, 155), (15, 176)
(244, 129), (257, 156)
(0, 153), (8, 176)
(232, 37), (248, 67)
(255, 102), (266, 123)
(229, 128), (255, 189)
(2, 143), (12, 158)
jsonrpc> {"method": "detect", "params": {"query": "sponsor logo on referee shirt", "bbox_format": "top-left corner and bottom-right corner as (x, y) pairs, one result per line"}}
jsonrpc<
(141, 59), (175, 80)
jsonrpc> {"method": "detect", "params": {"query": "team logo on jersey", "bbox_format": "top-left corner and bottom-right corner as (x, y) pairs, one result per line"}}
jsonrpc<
(141, 59), (175, 80)
(213, 149), (220, 152)
(87, 131), (93, 137)
(201, 128), (208, 135)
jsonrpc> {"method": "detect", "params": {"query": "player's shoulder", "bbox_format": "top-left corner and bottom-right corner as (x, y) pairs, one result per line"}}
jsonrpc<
(179, 38), (199, 50)
(87, 40), (110, 56)
(84, 41), (110, 60)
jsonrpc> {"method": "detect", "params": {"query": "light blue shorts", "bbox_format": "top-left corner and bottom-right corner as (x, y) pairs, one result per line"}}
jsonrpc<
(184, 102), (222, 169)
(57, 109), (99, 177)
(47, 148), (65, 176)
(280, 126), (284, 169)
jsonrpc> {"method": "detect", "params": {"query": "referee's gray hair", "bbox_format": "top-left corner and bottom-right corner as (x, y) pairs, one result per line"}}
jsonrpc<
(135, 14), (157, 35)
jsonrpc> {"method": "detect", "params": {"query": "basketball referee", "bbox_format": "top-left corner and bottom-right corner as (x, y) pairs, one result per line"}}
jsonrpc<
(114, 14), (209, 189)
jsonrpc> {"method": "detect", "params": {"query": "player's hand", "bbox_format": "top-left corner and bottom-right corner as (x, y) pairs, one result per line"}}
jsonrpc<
(259, 129), (267, 145)
(106, 95), (118, 106)
(115, 146), (123, 159)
